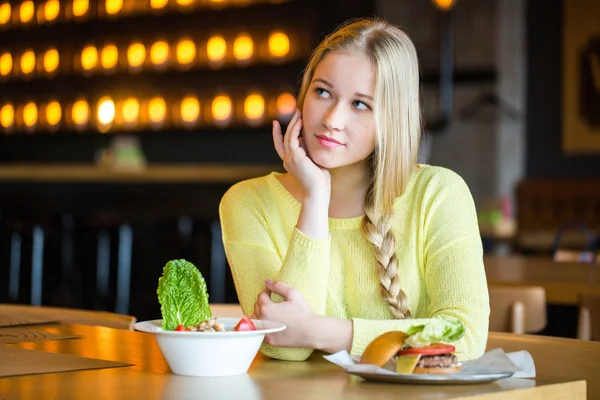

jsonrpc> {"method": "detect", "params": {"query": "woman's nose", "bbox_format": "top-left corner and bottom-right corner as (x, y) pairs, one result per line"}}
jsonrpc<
(321, 105), (345, 131)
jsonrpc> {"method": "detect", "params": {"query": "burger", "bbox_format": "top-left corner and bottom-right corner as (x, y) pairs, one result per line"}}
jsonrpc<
(359, 318), (465, 375)
(396, 343), (461, 374)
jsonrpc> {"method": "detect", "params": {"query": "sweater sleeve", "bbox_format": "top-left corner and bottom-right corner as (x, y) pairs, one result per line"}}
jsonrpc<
(351, 172), (490, 361)
(219, 180), (331, 361)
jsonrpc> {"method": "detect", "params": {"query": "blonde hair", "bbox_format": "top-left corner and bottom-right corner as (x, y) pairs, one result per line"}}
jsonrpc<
(297, 18), (422, 319)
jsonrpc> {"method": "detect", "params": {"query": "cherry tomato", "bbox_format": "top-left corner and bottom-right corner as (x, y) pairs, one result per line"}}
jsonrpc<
(233, 316), (257, 331)
(175, 324), (186, 331)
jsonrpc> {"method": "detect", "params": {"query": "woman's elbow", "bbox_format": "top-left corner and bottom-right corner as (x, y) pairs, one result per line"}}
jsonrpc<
(459, 324), (488, 361)
(260, 345), (314, 361)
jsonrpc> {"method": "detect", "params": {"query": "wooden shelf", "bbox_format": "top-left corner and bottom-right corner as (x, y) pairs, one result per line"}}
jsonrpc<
(0, 163), (281, 183)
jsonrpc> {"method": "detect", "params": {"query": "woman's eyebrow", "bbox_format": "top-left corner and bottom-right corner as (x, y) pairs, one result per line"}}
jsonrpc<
(313, 78), (373, 100)
(313, 78), (334, 88)
(355, 93), (373, 101)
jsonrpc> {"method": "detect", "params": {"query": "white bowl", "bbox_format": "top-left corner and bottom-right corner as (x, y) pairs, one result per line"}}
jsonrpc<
(133, 318), (286, 377)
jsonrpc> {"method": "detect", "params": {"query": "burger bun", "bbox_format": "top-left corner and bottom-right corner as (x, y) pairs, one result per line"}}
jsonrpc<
(359, 331), (408, 367)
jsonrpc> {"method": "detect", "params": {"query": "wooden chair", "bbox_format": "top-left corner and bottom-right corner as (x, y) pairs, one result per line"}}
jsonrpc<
(487, 331), (600, 399)
(209, 303), (244, 318)
(488, 285), (547, 334)
(577, 292), (600, 341)
(0, 304), (136, 330)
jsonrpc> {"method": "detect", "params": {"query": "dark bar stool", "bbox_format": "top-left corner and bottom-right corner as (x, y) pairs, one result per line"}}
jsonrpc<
(3, 219), (46, 306)
(3, 211), (86, 308)
(115, 223), (133, 315)
(8, 228), (22, 302)
(210, 220), (226, 303)
(30, 225), (45, 306)
(53, 213), (85, 308)
(87, 213), (133, 314)
(96, 229), (111, 305)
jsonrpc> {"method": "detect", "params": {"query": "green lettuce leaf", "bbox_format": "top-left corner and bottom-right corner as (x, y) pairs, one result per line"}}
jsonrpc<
(404, 317), (465, 348)
(157, 259), (212, 331)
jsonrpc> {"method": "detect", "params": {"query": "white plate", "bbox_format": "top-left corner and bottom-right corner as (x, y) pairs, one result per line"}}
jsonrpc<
(133, 318), (286, 337)
(347, 369), (514, 385)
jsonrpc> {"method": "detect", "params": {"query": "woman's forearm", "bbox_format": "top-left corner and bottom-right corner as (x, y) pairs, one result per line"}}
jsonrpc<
(270, 192), (331, 313)
(296, 193), (330, 239)
(310, 315), (353, 354)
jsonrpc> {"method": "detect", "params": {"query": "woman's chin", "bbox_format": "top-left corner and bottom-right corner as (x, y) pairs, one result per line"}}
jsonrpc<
(309, 153), (340, 170)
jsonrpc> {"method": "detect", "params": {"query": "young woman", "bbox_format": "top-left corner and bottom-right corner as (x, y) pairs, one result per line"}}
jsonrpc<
(219, 18), (489, 362)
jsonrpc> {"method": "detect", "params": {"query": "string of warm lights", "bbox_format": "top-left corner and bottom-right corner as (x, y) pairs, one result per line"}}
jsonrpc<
(0, 0), (287, 28)
(0, 92), (297, 133)
(0, 31), (292, 79)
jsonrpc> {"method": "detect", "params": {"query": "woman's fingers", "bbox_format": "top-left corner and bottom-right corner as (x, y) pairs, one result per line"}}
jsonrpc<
(285, 110), (302, 151)
(288, 117), (303, 151)
(283, 110), (300, 155)
(276, 109), (315, 180)
(257, 290), (271, 307)
(272, 120), (286, 161)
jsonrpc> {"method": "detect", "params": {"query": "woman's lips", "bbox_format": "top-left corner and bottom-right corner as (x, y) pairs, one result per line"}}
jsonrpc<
(315, 135), (344, 148)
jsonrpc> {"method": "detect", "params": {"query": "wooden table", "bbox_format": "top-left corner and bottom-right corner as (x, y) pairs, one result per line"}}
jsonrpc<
(485, 255), (600, 305)
(0, 324), (586, 400)
(487, 331), (600, 399)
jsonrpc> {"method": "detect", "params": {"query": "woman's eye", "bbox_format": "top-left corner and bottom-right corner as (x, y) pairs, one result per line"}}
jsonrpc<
(316, 88), (331, 98)
(353, 100), (369, 110)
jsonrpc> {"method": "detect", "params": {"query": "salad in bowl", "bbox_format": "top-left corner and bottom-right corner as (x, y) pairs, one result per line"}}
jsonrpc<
(134, 259), (285, 377)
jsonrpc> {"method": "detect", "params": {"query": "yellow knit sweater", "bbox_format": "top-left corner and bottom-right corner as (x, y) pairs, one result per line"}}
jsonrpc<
(219, 165), (489, 362)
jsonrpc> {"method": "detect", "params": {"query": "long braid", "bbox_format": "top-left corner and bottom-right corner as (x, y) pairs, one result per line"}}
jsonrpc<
(362, 182), (411, 319)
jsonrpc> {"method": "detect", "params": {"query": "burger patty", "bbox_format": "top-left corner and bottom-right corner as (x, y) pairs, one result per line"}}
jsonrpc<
(416, 354), (459, 368)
